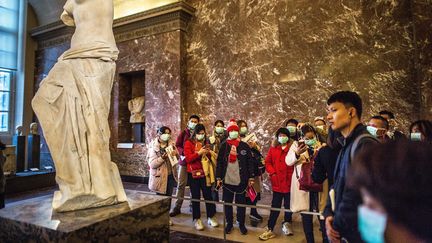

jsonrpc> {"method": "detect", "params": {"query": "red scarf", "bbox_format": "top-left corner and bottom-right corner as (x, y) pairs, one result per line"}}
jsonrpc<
(226, 138), (240, 163)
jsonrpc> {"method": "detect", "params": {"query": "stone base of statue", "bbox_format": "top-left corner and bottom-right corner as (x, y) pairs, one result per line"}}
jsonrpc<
(0, 190), (170, 242)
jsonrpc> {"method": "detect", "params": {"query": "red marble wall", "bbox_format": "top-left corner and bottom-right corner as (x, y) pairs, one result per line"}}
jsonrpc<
(110, 31), (184, 177)
(183, 0), (421, 154)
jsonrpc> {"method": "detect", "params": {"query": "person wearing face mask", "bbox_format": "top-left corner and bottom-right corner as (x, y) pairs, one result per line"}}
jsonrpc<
(147, 126), (179, 226)
(209, 119), (227, 202)
(286, 124), (324, 243)
(409, 120), (432, 143)
(184, 123), (219, 231)
(379, 110), (405, 141)
(259, 128), (294, 241)
(314, 116), (328, 144)
(216, 119), (255, 235)
(236, 119), (264, 222)
(285, 118), (300, 141)
(348, 140), (432, 243)
(170, 115), (200, 217)
(366, 116), (390, 143)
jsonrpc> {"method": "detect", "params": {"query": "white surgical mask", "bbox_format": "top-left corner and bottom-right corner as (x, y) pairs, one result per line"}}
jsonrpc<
(240, 127), (248, 135)
(160, 134), (170, 142)
(410, 132), (422, 141)
(316, 125), (325, 131)
(367, 126), (378, 137)
(229, 131), (239, 139)
(215, 127), (224, 134)
(188, 121), (197, 130)
(196, 134), (205, 141)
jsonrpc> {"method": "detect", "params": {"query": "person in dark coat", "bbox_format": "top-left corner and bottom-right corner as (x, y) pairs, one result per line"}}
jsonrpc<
(324, 91), (379, 243)
(0, 139), (6, 209)
(216, 119), (255, 235)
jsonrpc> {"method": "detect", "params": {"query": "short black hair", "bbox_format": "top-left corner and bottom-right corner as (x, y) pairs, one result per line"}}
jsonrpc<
(157, 126), (171, 134)
(327, 91), (363, 119)
(237, 120), (247, 128)
(275, 127), (290, 138)
(349, 140), (432, 241)
(189, 115), (200, 122)
(379, 110), (395, 119)
(370, 115), (389, 129)
(285, 118), (299, 126)
(214, 120), (224, 126)
(300, 124), (316, 137)
(409, 120), (432, 142)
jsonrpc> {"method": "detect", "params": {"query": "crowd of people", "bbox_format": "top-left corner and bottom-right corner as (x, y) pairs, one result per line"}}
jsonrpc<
(147, 91), (432, 243)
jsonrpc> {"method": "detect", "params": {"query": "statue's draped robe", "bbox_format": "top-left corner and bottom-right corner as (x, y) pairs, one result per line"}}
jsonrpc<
(32, 42), (127, 212)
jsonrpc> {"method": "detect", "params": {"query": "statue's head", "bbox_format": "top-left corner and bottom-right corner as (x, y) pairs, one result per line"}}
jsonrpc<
(30, 122), (39, 135)
(15, 125), (23, 136)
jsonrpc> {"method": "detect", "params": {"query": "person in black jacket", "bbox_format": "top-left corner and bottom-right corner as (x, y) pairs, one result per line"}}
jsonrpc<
(312, 126), (342, 243)
(324, 91), (378, 243)
(216, 119), (255, 235)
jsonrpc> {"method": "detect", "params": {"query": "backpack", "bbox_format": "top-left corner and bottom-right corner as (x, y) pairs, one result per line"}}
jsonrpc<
(350, 133), (379, 162)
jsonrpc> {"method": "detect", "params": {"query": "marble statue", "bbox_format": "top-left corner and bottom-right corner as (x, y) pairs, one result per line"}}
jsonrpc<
(128, 96), (145, 123)
(15, 125), (23, 136)
(31, 0), (127, 212)
(29, 122), (38, 135)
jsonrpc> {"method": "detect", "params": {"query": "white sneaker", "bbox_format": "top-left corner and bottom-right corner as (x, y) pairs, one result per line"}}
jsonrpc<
(207, 216), (219, 227)
(194, 219), (204, 231)
(282, 222), (293, 236)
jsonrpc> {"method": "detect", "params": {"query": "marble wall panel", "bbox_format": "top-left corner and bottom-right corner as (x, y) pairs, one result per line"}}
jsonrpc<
(413, 0), (432, 120)
(184, 0), (419, 153)
(110, 31), (184, 176)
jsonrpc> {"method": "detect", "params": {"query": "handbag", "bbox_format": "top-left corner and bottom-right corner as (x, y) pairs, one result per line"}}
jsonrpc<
(191, 168), (205, 179)
(295, 156), (323, 192)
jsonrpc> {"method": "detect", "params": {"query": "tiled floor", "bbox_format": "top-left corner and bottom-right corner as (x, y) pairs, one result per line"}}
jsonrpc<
(5, 182), (324, 243)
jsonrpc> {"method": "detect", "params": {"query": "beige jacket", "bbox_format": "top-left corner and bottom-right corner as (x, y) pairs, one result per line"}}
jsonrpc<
(147, 138), (178, 194)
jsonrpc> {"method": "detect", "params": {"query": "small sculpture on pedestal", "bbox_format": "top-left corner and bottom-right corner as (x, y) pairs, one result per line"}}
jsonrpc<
(128, 96), (145, 143)
(12, 125), (25, 172)
(28, 122), (41, 170)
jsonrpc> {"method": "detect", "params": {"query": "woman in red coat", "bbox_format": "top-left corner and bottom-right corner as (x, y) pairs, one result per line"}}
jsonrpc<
(259, 127), (295, 241)
(184, 124), (219, 231)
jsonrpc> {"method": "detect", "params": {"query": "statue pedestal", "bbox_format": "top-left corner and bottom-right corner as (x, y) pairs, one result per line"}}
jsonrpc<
(27, 134), (40, 169)
(132, 123), (144, 143)
(0, 190), (170, 242)
(12, 135), (25, 172)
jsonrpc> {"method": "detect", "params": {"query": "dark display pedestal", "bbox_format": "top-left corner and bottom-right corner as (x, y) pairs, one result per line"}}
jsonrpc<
(12, 135), (25, 172)
(132, 123), (144, 143)
(27, 134), (40, 169)
(0, 190), (170, 242)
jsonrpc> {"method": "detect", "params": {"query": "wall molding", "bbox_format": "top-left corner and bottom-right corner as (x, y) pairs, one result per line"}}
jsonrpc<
(30, 1), (195, 49)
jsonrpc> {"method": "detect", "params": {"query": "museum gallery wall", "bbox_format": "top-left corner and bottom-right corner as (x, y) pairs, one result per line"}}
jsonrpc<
(32, 0), (431, 178)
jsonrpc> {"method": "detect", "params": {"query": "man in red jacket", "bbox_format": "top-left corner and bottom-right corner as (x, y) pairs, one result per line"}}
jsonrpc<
(170, 115), (200, 217)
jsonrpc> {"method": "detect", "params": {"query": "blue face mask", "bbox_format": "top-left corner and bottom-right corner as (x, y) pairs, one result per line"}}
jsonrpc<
(304, 138), (317, 147)
(278, 136), (289, 145)
(358, 205), (387, 243)
(240, 127), (248, 135)
(287, 126), (296, 136)
(367, 126), (378, 137)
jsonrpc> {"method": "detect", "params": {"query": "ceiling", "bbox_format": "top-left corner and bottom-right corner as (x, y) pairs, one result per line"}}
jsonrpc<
(28, 0), (178, 26)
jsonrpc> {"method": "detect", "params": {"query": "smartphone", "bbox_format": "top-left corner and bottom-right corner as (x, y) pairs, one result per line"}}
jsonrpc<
(298, 139), (305, 147)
